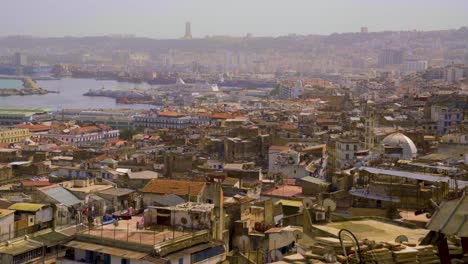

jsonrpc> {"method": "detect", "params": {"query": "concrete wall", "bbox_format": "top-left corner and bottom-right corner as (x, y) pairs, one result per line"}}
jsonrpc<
(267, 231), (296, 251)
(0, 213), (14, 241)
(36, 207), (53, 224)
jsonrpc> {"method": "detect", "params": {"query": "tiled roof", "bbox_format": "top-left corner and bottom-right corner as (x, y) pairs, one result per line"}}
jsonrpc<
(73, 126), (99, 133)
(15, 124), (50, 132)
(21, 179), (50, 187)
(141, 179), (206, 196)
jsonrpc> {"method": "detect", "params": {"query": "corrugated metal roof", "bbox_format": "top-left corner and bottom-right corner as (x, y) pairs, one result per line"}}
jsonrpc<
(300, 176), (330, 186)
(361, 167), (448, 182)
(98, 188), (135, 197)
(39, 186), (82, 207)
(0, 239), (42, 255)
(361, 167), (468, 188)
(64, 240), (148, 259)
(426, 193), (468, 237)
(30, 231), (71, 247)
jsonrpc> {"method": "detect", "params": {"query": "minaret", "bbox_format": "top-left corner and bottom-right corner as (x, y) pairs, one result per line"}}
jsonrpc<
(184, 21), (192, 39)
(364, 101), (375, 150)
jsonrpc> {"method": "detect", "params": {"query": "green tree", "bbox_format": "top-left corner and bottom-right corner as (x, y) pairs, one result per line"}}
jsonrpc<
(119, 127), (144, 140)
(270, 84), (280, 96)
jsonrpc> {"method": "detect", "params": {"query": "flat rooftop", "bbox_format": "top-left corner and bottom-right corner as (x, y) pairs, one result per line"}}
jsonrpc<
(312, 219), (429, 242)
(85, 216), (191, 246)
(64, 184), (113, 193)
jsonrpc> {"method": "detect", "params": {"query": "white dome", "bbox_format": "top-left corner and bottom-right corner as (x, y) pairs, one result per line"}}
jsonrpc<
(382, 132), (417, 160)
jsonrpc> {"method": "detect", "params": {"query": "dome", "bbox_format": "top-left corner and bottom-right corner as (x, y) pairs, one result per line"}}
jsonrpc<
(382, 132), (417, 160)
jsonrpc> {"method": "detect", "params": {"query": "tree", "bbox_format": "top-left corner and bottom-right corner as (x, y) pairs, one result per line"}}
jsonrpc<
(270, 84), (280, 96)
(119, 126), (144, 141)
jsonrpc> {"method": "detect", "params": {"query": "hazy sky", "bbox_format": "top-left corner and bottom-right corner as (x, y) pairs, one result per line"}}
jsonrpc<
(2, 0), (467, 38)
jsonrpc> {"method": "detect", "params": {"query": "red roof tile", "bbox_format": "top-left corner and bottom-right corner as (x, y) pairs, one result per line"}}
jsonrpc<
(21, 180), (50, 187)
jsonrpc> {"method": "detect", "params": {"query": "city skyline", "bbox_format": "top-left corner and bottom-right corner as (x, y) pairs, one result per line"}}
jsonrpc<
(1, 0), (467, 38)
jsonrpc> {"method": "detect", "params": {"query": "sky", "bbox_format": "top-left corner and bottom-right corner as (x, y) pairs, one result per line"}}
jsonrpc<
(1, 0), (467, 38)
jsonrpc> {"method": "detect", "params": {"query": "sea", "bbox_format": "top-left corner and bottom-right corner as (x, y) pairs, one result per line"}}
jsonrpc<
(0, 78), (156, 110)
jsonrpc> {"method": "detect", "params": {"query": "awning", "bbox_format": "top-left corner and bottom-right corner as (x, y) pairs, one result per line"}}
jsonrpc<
(63, 240), (148, 259)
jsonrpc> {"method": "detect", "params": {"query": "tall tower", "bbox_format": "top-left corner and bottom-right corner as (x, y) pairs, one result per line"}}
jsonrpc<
(184, 21), (192, 39)
(364, 101), (375, 150)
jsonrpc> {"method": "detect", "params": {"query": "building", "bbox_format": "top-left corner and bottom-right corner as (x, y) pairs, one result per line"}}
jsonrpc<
(55, 109), (138, 129)
(268, 146), (308, 179)
(430, 105), (464, 133)
(134, 114), (210, 129)
(184, 21), (193, 39)
(382, 132), (418, 160)
(0, 107), (50, 125)
(34, 125), (119, 145)
(335, 136), (361, 169)
(279, 80), (304, 100)
(378, 49), (404, 66)
(403, 60), (428, 74)
(0, 128), (30, 144)
(141, 179), (207, 206)
(8, 203), (54, 235)
(360, 26), (368, 33)
(13, 52), (27, 66)
(0, 209), (14, 242)
(444, 64), (465, 84)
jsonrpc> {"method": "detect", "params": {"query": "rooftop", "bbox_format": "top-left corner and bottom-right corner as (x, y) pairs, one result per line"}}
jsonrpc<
(38, 185), (82, 207)
(127, 170), (160, 180)
(0, 208), (15, 218)
(312, 219), (429, 242)
(262, 185), (303, 198)
(83, 216), (190, 246)
(64, 184), (113, 194)
(141, 179), (206, 196)
(98, 188), (135, 197)
(8, 202), (48, 212)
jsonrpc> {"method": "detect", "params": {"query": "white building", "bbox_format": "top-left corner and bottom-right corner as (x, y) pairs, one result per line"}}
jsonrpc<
(430, 105), (464, 134)
(335, 137), (361, 169)
(403, 60), (428, 74)
(268, 146), (308, 178)
(34, 126), (119, 145)
(444, 65), (464, 84)
(279, 80), (304, 100)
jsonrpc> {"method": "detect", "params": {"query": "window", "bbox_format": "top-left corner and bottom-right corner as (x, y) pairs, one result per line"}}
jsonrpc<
(346, 144), (349, 151)
(178, 257), (183, 264)
(121, 259), (129, 264)
(346, 154), (350, 160)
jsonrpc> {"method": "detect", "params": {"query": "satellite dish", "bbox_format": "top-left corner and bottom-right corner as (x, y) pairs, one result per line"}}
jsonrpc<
(395, 235), (409, 243)
(303, 198), (314, 209)
(323, 198), (337, 212)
